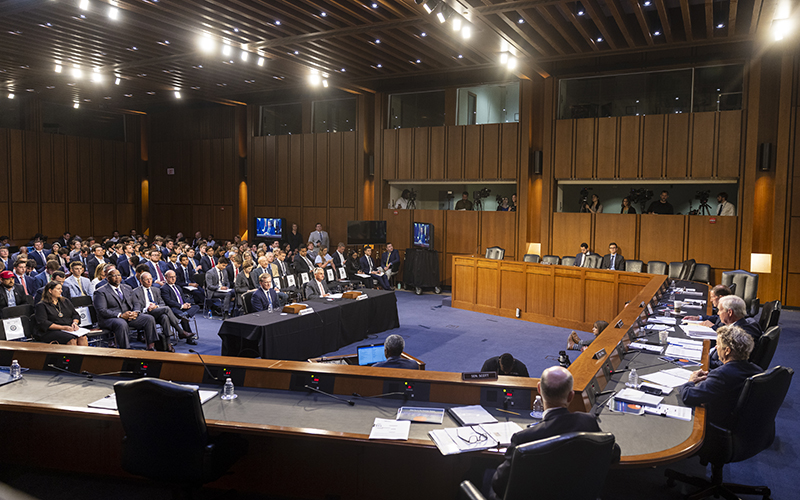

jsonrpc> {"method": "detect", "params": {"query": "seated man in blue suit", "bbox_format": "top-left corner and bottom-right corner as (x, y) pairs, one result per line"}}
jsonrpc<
(29, 239), (50, 273)
(33, 271), (70, 303)
(162, 270), (199, 343)
(12, 259), (36, 298)
(708, 295), (763, 368)
(175, 254), (205, 305)
(359, 246), (391, 290)
(373, 334), (418, 370)
(489, 366), (620, 499)
(147, 249), (169, 287)
(92, 268), (160, 350)
(380, 243), (401, 280)
(33, 260), (61, 291)
(251, 273), (280, 312)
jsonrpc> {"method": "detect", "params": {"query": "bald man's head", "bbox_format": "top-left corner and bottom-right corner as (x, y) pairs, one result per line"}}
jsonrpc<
(538, 366), (574, 409)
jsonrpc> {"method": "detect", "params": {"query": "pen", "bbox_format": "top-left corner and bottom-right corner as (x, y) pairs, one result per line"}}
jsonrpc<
(496, 408), (520, 416)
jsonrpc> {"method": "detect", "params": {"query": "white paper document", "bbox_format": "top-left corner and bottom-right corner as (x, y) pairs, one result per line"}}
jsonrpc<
(369, 418), (411, 440)
(681, 323), (717, 339)
(629, 342), (664, 353)
(2, 318), (25, 340)
(641, 369), (692, 388)
(614, 388), (663, 407)
(644, 404), (693, 421)
(647, 317), (677, 325)
(356, 273), (371, 278)
(327, 293), (343, 299)
(67, 327), (91, 337)
(644, 324), (673, 331)
(479, 422), (523, 447)
(429, 426), (500, 455)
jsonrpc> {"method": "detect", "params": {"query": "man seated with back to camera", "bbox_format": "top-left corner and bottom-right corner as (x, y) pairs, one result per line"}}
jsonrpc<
(708, 295), (762, 369)
(487, 366), (620, 500)
(567, 320), (610, 351)
(373, 334), (418, 370)
(683, 284), (731, 330)
(481, 353), (529, 377)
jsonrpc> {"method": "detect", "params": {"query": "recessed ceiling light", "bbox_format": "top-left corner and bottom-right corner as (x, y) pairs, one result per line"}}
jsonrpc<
(233, 27), (239, 32)
(376, 63), (382, 68)
(717, 23), (725, 28)
(415, 59), (421, 63)
(79, 0), (89, 10)
(578, 10), (585, 16)
(174, 91), (181, 98)
(108, 6), (119, 20)
(240, 51), (248, 61)
(73, 102), (79, 109)
(275, 20), (281, 25)
(55, 64), (62, 73)
(375, 39), (380, 43)
(643, 0), (651, 5)
(518, 19), (524, 24)
(421, 32), (426, 37)
(457, 54), (463, 58)
(294, 50), (299, 55)
(124, 93), (132, 97)
(46, 86), (55, 89)
(654, 30), (661, 35)
(26, 88), (34, 92)
(146, 91), (155, 95)
(257, 57), (265, 66)
(341, 68), (346, 72)
(597, 36), (603, 42)
(115, 77), (121, 85)
(7, 93), (14, 99)
(222, 44), (232, 56)
(320, 12), (327, 17)
(199, 34), (214, 52)
(80, 14), (86, 19)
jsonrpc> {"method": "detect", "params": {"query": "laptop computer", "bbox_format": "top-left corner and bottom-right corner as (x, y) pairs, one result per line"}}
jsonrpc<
(357, 343), (386, 366)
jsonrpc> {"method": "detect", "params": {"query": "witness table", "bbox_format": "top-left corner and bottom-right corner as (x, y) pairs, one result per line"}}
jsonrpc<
(217, 289), (399, 360)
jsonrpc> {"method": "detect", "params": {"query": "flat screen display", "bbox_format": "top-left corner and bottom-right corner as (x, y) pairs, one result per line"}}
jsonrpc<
(357, 344), (386, 366)
(256, 218), (283, 238)
(347, 220), (387, 245)
(413, 222), (433, 248)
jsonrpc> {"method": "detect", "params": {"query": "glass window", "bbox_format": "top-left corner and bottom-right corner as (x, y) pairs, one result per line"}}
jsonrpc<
(388, 90), (445, 129)
(312, 98), (356, 133)
(259, 102), (302, 136)
(42, 102), (125, 140)
(693, 65), (743, 112)
(456, 82), (520, 125)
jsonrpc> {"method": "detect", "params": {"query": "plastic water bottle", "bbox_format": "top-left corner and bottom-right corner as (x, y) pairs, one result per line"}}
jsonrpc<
(220, 378), (237, 400)
(627, 368), (640, 389)
(207, 308), (213, 320)
(9, 360), (21, 380)
(268, 302), (273, 314)
(530, 395), (544, 419)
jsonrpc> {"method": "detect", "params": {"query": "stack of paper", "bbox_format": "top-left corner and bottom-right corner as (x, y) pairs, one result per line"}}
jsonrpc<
(614, 388), (663, 407)
(681, 323), (717, 340)
(429, 423), (511, 455)
(665, 339), (703, 361)
(648, 317), (677, 325)
(641, 367), (693, 388)
(369, 418), (411, 440)
(629, 341), (664, 353)
(643, 404), (693, 421)
(447, 405), (498, 426)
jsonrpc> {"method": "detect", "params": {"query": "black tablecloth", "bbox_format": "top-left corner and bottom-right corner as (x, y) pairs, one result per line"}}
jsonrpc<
(218, 289), (399, 360)
(403, 248), (439, 288)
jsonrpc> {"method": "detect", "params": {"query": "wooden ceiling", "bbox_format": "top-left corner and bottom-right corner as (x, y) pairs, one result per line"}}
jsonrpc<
(0, 0), (782, 112)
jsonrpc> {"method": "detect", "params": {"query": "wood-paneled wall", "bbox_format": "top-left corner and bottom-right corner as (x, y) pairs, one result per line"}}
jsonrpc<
(0, 128), (140, 243)
(553, 111), (742, 179)
(786, 105), (800, 307)
(381, 123), (519, 180)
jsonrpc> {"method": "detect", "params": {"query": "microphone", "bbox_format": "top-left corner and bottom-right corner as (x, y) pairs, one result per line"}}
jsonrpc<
(189, 349), (220, 382)
(351, 391), (405, 399)
(47, 364), (89, 378)
(305, 384), (354, 406)
(80, 370), (135, 380)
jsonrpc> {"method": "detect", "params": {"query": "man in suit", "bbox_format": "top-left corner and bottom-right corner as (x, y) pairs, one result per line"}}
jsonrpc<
(116, 243), (135, 278)
(33, 271), (70, 304)
(33, 260), (61, 291)
(331, 243), (347, 269)
(147, 249), (169, 287)
(601, 242), (625, 271)
(373, 334), (418, 370)
(380, 243), (400, 280)
(304, 268), (331, 298)
(134, 272), (193, 349)
(175, 254), (205, 305)
(162, 239), (175, 259)
(709, 295), (763, 368)
(29, 240), (50, 273)
(716, 192), (736, 216)
(680, 325), (763, 430)
(165, 252), (180, 273)
(293, 247), (315, 274)
(125, 263), (150, 289)
(56, 232), (71, 248)
(205, 257), (234, 319)
(199, 246), (218, 273)
(307, 223), (330, 251)
(0, 270), (27, 310)
(252, 273), (281, 312)
(0, 247), (11, 271)
(360, 247), (391, 290)
(684, 284), (732, 330)
(274, 251), (291, 277)
(162, 270), (199, 342)
(573, 243), (590, 267)
(86, 244), (109, 280)
(12, 259), (35, 297)
(490, 366), (620, 499)
(481, 353), (529, 377)
(64, 261), (94, 298)
(92, 268), (160, 350)
(251, 255), (272, 283)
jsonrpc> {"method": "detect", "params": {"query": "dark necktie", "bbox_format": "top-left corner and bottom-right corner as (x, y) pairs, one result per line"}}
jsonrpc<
(610, 255), (615, 269)
(172, 285), (181, 303)
(116, 287), (124, 302)
(183, 267), (189, 283)
(717, 204), (722, 215)
(265, 289), (272, 308)
(147, 288), (154, 304)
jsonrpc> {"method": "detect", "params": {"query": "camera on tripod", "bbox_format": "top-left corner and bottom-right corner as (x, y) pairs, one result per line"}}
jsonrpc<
(628, 188), (653, 213)
(473, 188), (491, 200)
(695, 190), (710, 204)
(578, 187), (592, 210)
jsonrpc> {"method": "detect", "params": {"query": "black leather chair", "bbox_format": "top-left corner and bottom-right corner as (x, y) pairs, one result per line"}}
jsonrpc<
(485, 247), (505, 260)
(750, 326), (781, 371)
(241, 289), (256, 314)
(584, 254), (602, 269)
(459, 432), (617, 500)
(541, 255), (560, 265)
(679, 259), (696, 280)
(114, 378), (247, 491)
(561, 256), (575, 266)
(666, 366), (794, 500)
(758, 300), (781, 332)
(668, 262), (684, 280)
(647, 260), (667, 275)
(522, 254), (540, 263)
(624, 260), (643, 273)
(722, 270), (760, 317)
(692, 263), (711, 283)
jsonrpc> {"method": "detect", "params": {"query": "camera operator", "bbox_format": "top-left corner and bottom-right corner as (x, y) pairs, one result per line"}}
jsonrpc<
(581, 194), (603, 214)
(716, 192), (736, 216)
(455, 191), (473, 211)
(395, 189), (411, 209)
(647, 190), (674, 214)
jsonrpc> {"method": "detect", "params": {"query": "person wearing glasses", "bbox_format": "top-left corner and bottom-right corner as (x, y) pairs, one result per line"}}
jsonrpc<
(488, 366), (620, 500)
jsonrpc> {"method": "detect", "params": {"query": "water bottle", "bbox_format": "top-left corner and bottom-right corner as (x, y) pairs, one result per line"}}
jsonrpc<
(9, 360), (21, 380)
(208, 308), (213, 320)
(530, 395), (544, 419)
(268, 302), (273, 314)
(220, 378), (237, 400)
(627, 368), (640, 389)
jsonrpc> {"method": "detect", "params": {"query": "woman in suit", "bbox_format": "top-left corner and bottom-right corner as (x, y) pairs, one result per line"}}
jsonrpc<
(34, 281), (87, 346)
(234, 261), (257, 309)
(620, 197), (637, 214)
(345, 250), (361, 279)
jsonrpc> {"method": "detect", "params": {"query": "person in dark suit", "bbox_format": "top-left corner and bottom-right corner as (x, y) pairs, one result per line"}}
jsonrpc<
(92, 268), (159, 350)
(709, 295), (763, 368)
(360, 247), (391, 289)
(162, 270), (199, 341)
(124, 263), (149, 289)
(0, 247), (11, 270)
(373, 334), (418, 370)
(33, 271), (71, 304)
(380, 243), (400, 280)
(116, 245), (136, 278)
(684, 284), (732, 330)
(34, 281), (87, 346)
(86, 244), (109, 280)
(175, 254), (205, 305)
(55, 232), (71, 248)
(304, 268), (331, 298)
(680, 325), (763, 430)
(481, 353), (529, 377)
(146, 249), (169, 287)
(489, 366), (620, 499)
(33, 260), (61, 291)
(133, 272), (193, 349)
(573, 243), (590, 267)
(205, 257), (234, 319)
(293, 247), (315, 274)
(199, 246), (218, 274)
(252, 273), (280, 312)
(600, 242), (625, 271)
(29, 240), (50, 273)
(12, 259), (35, 297)
(0, 270), (27, 310)
(331, 243), (347, 269)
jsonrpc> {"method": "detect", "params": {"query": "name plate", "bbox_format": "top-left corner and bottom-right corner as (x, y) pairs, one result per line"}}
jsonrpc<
(298, 307), (315, 316)
(461, 371), (498, 381)
(592, 348), (607, 360)
(355, 294), (368, 300)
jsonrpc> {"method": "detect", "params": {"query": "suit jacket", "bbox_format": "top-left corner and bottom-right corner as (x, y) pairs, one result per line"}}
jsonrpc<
(307, 230), (330, 250)
(117, 256), (133, 278)
(29, 249), (51, 272)
(293, 254), (314, 274)
(93, 283), (142, 324)
(0, 285), (27, 309)
(481, 357), (529, 377)
(63, 275), (94, 299)
(34, 284), (71, 304)
(680, 360), (763, 429)
(251, 287), (280, 312)
(373, 355), (418, 370)
(175, 265), (195, 287)
(199, 255), (217, 273)
(124, 275), (141, 289)
(225, 264), (241, 287)
(147, 260), (169, 282)
(13, 273), (36, 296)
(86, 256), (109, 280)
(274, 260), (290, 277)
(304, 278), (331, 298)
(380, 249), (400, 273)
(359, 255), (377, 273)
(161, 282), (188, 310)
(33, 271), (53, 291)
(205, 266), (230, 294)
(331, 251), (347, 269)
(574, 252), (589, 267)
(133, 285), (166, 311)
(601, 253), (626, 271)
(491, 408), (616, 500)
(0, 257), (11, 270)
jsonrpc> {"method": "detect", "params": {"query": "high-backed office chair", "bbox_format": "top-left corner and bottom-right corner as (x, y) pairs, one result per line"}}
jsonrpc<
(692, 263), (711, 284)
(758, 300), (781, 332)
(679, 259), (696, 280)
(561, 256), (575, 266)
(624, 260), (643, 273)
(114, 378), (248, 492)
(647, 261), (667, 275)
(459, 432), (617, 500)
(750, 326), (781, 371)
(584, 254), (602, 269)
(722, 270), (760, 317)
(666, 366), (793, 500)
(241, 289), (256, 315)
(668, 262), (684, 280)
(485, 247), (505, 260)
(541, 255), (560, 265)
(522, 254), (540, 263)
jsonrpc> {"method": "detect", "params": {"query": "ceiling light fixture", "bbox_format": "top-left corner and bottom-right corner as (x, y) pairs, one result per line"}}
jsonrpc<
(73, 101), (80, 109)
(507, 56), (517, 70)
(115, 77), (121, 85)
(72, 66), (82, 78)
(421, 31), (427, 37)
(320, 12), (327, 17)
(199, 34), (214, 52)
(275, 20), (281, 25)
(257, 57), (265, 66)
(462, 25), (471, 39)
(372, 3), (378, 8)
(79, 0), (89, 11)
(423, 0), (439, 15)
(453, 17), (462, 31)
(7, 93), (14, 99)
(108, 6), (119, 20)
(55, 64), (62, 73)
(240, 51), (248, 61)
(174, 91), (181, 98)
(716, 23), (725, 28)
(322, 79), (329, 88)
(308, 69), (321, 86)
(222, 43), (232, 56)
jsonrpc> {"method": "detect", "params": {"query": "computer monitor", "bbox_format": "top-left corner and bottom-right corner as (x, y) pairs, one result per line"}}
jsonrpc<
(256, 217), (284, 239)
(412, 222), (433, 249)
(357, 343), (386, 366)
(347, 221), (387, 245)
